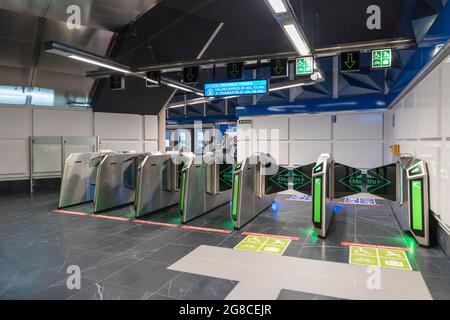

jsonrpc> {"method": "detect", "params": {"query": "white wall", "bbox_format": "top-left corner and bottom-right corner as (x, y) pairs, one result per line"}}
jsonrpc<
(0, 106), (159, 181)
(385, 54), (450, 228)
(237, 111), (385, 169)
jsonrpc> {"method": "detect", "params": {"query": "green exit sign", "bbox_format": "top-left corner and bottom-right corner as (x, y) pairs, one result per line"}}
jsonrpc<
(296, 57), (313, 75)
(371, 49), (392, 69)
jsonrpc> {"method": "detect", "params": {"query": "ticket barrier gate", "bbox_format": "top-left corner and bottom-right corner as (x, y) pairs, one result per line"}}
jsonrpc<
(93, 153), (146, 213)
(311, 154), (335, 238)
(312, 152), (430, 246)
(230, 154), (277, 229)
(59, 152), (111, 209)
(134, 152), (187, 218)
(179, 155), (234, 223)
(397, 155), (431, 246)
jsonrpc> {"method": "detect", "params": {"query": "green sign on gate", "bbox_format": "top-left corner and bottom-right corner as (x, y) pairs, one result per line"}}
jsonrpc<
(339, 171), (363, 194)
(292, 169), (311, 190)
(366, 170), (392, 193)
(371, 49), (392, 69)
(267, 168), (290, 193)
(219, 164), (234, 191)
(296, 57), (314, 75)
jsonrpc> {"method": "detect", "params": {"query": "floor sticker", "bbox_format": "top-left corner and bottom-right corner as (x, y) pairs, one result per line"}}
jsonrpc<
(234, 235), (291, 255)
(288, 194), (312, 202)
(349, 245), (412, 271)
(343, 197), (377, 206)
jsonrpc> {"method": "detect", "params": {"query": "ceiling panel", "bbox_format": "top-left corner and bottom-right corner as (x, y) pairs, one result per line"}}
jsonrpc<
(33, 69), (94, 97)
(0, 38), (34, 69)
(0, 9), (37, 42)
(0, 0), (51, 17)
(0, 0), (159, 31)
(0, 65), (30, 87)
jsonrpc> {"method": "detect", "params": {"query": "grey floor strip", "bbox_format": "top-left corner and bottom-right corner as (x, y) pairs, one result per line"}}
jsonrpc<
(225, 282), (281, 300)
(168, 245), (432, 300)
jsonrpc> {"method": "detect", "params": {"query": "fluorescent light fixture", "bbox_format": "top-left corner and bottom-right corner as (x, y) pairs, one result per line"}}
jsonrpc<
(283, 24), (311, 56)
(68, 55), (131, 74)
(165, 82), (204, 96)
(267, 0), (287, 13)
(166, 82), (193, 92)
(269, 82), (306, 92)
(168, 98), (210, 108)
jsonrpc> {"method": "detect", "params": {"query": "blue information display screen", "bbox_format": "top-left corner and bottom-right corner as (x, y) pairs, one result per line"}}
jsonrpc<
(204, 80), (268, 97)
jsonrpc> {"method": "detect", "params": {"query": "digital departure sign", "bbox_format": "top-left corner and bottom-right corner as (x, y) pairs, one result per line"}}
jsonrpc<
(204, 80), (268, 97)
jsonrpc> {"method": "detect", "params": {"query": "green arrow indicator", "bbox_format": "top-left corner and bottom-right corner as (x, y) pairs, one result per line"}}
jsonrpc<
(344, 53), (356, 69)
(186, 68), (195, 81)
(274, 60), (284, 74)
(230, 64), (239, 78)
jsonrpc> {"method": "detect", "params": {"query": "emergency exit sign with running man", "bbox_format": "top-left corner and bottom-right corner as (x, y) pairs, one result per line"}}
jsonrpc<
(371, 48), (392, 69)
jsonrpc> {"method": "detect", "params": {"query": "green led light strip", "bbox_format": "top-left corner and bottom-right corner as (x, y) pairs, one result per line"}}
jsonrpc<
(231, 175), (239, 222)
(313, 177), (322, 224)
(179, 172), (186, 216)
(411, 180), (423, 231)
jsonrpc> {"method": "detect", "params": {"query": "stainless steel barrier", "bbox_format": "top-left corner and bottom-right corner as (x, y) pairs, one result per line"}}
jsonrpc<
(58, 152), (110, 208)
(134, 152), (185, 218)
(311, 153), (335, 238)
(230, 154), (277, 229)
(179, 155), (233, 223)
(93, 153), (146, 213)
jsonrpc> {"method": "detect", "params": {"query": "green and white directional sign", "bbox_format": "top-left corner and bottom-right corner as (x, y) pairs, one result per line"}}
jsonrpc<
(235, 235), (291, 256)
(296, 56), (314, 75)
(371, 48), (392, 69)
(349, 245), (412, 271)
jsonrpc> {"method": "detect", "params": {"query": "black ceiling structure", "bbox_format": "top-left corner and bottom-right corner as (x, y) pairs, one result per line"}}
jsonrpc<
(92, 0), (442, 116)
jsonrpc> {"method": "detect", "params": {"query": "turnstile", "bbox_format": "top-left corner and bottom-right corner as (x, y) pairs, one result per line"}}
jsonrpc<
(230, 154), (278, 229)
(93, 153), (146, 213)
(134, 152), (185, 218)
(311, 153), (335, 238)
(58, 152), (110, 208)
(406, 158), (430, 246)
(179, 155), (234, 223)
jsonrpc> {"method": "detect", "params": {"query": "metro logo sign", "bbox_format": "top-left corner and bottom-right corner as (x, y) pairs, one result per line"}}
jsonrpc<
(339, 171), (363, 193)
(366, 170), (392, 193)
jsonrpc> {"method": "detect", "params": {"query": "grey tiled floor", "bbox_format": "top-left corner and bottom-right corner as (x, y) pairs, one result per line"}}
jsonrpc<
(0, 191), (449, 300)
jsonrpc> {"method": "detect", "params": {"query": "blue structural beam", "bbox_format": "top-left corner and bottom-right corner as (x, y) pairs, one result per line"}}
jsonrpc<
(235, 94), (386, 117)
(387, 1), (450, 105)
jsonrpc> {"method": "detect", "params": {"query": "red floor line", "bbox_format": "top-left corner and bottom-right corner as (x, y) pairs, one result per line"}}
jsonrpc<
(52, 209), (90, 216)
(181, 225), (233, 234)
(132, 220), (178, 228)
(241, 232), (300, 241)
(89, 214), (130, 222)
(341, 242), (411, 252)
